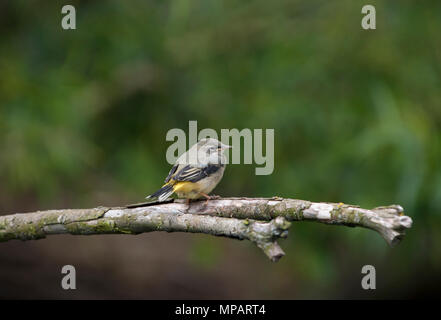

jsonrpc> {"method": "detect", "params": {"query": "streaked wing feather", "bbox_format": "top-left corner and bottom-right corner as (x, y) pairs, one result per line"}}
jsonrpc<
(164, 164), (178, 183)
(173, 164), (221, 183)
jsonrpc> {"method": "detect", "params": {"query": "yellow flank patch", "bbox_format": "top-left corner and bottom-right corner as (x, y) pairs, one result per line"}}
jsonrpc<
(173, 181), (198, 193)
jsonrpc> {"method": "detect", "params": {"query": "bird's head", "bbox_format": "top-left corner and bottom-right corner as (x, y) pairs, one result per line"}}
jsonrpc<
(197, 138), (232, 155)
(193, 138), (231, 165)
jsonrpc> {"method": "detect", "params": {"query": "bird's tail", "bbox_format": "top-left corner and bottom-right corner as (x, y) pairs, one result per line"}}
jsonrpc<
(146, 183), (174, 202)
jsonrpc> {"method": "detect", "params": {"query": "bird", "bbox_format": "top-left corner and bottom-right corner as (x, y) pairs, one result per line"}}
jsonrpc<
(146, 138), (231, 203)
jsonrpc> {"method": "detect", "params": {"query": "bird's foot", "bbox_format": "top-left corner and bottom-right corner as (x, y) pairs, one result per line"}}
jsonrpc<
(198, 192), (220, 205)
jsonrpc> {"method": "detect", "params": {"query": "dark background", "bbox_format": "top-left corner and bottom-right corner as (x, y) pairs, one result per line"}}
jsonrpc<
(0, 0), (440, 299)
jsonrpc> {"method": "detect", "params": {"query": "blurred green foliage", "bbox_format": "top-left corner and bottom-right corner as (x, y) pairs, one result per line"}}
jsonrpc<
(0, 0), (440, 298)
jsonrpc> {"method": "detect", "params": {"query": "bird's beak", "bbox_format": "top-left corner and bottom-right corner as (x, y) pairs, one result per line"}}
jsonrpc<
(220, 143), (232, 149)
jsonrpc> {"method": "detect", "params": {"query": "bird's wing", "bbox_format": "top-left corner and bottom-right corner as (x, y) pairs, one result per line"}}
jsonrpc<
(164, 164), (179, 183)
(172, 164), (221, 183)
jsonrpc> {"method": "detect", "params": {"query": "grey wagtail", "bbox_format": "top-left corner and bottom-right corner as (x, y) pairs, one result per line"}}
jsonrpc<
(146, 138), (231, 203)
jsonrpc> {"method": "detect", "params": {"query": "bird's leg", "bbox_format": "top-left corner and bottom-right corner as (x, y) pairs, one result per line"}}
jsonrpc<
(186, 198), (191, 205)
(199, 192), (211, 205)
(199, 192), (211, 200)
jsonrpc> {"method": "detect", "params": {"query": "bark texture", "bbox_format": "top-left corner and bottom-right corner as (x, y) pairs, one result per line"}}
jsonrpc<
(0, 197), (412, 261)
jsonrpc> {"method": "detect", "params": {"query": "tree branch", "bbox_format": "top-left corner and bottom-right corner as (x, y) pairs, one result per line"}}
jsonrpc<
(0, 197), (412, 261)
